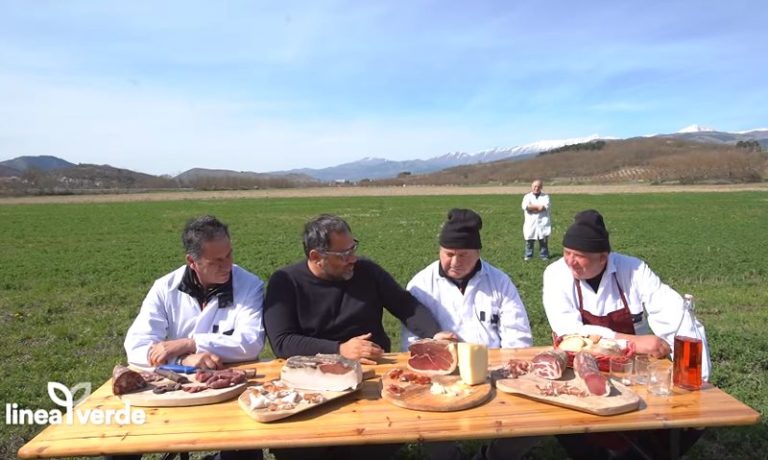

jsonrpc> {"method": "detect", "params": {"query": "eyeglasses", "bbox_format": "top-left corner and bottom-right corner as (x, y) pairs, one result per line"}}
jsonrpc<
(321, 239), (359, 260)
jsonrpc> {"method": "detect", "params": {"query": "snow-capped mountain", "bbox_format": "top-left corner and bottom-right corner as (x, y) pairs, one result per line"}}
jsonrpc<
(677, 124), (715, 133)
(275, 134), (603, 181)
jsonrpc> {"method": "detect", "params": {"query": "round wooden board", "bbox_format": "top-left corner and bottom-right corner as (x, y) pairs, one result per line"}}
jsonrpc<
(118, 376), (246, 407)
(381, 368), (492, 412)
(496, 369), (641, 416)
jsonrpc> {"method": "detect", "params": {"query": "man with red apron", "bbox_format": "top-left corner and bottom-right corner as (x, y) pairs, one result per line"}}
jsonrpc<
(543, 210), (710, 459)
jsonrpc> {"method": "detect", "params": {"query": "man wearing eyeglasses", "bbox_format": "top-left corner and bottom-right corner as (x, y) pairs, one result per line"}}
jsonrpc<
(264, 214), (454, 460)
(264, 214), (455, 365)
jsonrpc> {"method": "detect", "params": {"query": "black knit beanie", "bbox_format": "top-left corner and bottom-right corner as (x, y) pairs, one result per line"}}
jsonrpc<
(439, 208), (482, 249)
(562, 209), (611, 252)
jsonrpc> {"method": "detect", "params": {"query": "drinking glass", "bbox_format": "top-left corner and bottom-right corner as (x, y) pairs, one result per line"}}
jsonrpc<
(633, 354), (650, 385)
(610, 357), (633, 386)
(647, 361), (673, 396)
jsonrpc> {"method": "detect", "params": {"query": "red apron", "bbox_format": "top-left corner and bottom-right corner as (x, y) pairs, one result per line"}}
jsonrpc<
(575, 273), (635, 335)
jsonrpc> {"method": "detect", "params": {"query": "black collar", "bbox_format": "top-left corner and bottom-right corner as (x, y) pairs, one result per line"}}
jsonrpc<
(179, 266), (234, 309)
(585, 267), (606, 292)
(439, 259), (482, 294)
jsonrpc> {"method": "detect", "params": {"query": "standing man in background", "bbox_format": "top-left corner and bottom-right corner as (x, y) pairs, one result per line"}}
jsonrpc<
(521, 179), (551, 260)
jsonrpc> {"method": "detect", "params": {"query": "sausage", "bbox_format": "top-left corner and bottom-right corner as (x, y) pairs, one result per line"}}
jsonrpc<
(573, 351), (611, 397)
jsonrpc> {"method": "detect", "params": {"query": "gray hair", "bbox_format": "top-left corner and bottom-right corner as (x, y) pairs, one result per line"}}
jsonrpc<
(302, 214), (352, 257)
(182, 215), (230, 260)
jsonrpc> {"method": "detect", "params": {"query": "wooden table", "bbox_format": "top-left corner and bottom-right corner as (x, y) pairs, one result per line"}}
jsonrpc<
(18, 347), (760, 458)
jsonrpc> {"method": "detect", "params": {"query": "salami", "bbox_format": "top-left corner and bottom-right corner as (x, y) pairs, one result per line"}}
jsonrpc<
(112, 365), (147, 395)
(573, 351), (611, 397)
(531, 350), (567, 380)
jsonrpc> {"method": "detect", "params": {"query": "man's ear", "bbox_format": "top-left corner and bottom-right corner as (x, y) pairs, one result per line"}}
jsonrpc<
(308, 249), (323, 263)
(186, 254), (196, 268)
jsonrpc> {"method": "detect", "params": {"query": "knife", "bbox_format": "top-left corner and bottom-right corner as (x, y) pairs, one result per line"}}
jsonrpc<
(157, 364), (198, 374)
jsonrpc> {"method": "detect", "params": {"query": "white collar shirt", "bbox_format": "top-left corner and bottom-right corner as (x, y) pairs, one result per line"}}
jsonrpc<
(124, 264), (265, 366)
(402, 260), (532, 350)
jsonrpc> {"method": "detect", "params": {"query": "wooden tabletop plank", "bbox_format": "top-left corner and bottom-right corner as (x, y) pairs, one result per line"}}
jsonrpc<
(18, 348), (760, 458)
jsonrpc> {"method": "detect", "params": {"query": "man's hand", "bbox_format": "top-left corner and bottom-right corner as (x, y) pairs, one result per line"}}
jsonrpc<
(433, 331), (459, 342)
(148, 338), (196, 366)
(180, 352), (223, 370)
(339, 333), (384, 365)
(620, 334), (671, 358)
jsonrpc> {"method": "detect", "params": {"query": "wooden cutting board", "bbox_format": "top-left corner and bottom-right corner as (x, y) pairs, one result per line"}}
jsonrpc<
(238, 369), (375, 422)
(118, 375), (247, 407)
(381, 367), (492, 412)
(238, 385), (359, 423)
(496, 369), (641, 416)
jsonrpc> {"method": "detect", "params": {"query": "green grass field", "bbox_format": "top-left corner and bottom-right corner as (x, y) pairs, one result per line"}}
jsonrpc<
(1, 192), (766, 459)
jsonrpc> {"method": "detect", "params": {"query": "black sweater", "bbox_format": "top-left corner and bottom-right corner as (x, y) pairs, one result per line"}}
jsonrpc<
(264, 258), (441, 358)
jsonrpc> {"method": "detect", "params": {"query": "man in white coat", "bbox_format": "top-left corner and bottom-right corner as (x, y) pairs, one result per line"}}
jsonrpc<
(403, 208), (535, 460)
(543, 209), (710, 459)
(521, 179), (551, 260)
(120, 215), (264, 460)
(125, 215), (265, 370)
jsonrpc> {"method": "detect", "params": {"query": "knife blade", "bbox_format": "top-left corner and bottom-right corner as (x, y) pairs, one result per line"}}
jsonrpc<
(157, 364), (198, 374)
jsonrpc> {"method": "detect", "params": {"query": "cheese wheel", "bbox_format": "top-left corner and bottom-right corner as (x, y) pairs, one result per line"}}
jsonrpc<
(457, 343), (488, 385)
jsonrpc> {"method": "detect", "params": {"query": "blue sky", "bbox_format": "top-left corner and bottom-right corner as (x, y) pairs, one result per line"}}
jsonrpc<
(1, 1), (766, 175)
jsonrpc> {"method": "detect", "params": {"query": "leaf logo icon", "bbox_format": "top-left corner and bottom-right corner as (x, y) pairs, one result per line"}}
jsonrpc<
(47, 382), (72, 409)
(70, 382), (92, 407)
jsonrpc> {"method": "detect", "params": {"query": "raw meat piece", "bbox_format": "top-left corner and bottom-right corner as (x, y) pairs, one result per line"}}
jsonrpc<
(573, 351), (611, 397)
(531, 350), (567, 380)
(407, 339), (458, 376)
(280, 354), (363, 391)
(112, 365), (147, 396)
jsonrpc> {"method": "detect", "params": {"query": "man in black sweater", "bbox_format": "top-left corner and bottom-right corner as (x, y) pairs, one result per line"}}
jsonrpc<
(265, 213), (454, 362)
(264, 214), (455, 460)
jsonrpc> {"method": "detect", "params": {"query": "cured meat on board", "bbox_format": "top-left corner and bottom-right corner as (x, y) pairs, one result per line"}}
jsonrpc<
(112, 365), (147, 396)
(407, 339), (458, 376)
(281, 354), (363, 391)
(531, 349), (567, 380)
(573, 351), (611, 397)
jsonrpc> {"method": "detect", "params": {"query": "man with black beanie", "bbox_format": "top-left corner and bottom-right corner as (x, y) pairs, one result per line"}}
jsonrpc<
(543, 209), (711, 459)
(402, 208), (536, 460)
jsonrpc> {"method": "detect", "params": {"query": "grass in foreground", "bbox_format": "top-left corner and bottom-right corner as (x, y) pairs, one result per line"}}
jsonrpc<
(0, 192), (766, 459)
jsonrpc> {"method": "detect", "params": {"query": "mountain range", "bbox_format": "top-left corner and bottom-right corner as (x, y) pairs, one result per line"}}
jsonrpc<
(2, 127), (767, 182)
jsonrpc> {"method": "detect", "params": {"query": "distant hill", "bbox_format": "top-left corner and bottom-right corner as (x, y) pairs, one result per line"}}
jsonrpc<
(658, 127), (768, 149)
(175, 168), (320, 189)
(0, 155), (75, 172)
(274, 135), (602, 181)
(371, 137), (768, 186)
(0, 164), (21, 177)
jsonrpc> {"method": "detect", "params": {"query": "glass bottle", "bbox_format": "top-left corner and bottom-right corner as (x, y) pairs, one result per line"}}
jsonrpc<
(672, 294), (703, 390)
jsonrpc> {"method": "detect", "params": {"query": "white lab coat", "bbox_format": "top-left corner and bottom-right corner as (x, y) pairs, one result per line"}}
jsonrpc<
(521, 192), (551, 240)
(401, 260), (533, 350)
(542, 253), (711, 380)
(124, 264), (265, 366)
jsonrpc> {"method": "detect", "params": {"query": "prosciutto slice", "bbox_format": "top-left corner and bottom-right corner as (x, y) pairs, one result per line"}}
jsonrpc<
(406, 339), (458, 376)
